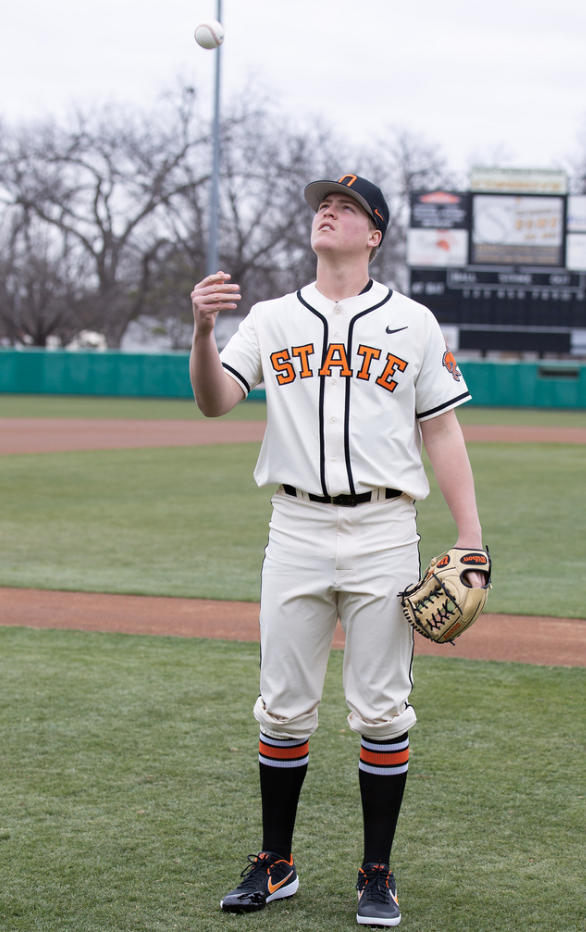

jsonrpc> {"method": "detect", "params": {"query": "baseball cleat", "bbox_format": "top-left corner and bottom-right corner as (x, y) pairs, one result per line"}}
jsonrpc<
(356, 862), (401, 926)
(220, 850), (298, 913)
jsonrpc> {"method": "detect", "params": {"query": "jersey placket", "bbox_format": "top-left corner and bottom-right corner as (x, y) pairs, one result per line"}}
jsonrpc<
(322, 302), (351, 495)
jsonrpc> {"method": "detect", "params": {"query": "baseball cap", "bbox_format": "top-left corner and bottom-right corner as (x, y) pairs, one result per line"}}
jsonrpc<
(304, 174), (390, 243)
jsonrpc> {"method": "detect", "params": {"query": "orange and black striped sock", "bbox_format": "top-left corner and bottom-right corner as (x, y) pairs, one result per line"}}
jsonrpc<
(359, 732), (409, 866)
(259, 732), (309, 859)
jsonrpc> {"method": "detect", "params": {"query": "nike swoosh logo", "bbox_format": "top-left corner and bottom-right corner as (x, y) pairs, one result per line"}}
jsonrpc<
(386, 326), (408, 334)
(268, 870), (294, 895)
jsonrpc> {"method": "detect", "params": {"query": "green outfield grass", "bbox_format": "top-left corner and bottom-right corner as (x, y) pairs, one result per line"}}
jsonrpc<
(0, 445), (270, 603)
(456, 404), (586, 427)
(0, 441), (584, 616)
(1, 392), (586, 426)
(0, 394), (268, 420)
(0, 626), (584, 932)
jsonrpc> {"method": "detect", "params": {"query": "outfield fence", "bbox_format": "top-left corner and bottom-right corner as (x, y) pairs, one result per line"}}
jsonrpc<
(1, 347), (585, 408)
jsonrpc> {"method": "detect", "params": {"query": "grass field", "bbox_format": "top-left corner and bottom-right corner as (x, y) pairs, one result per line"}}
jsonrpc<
(0, 440), (584, 616)
(1, 393), (586, 427)
(0, 394), (268, 421)
(1, 398), (585, 931)
(1, 626), (584, 932)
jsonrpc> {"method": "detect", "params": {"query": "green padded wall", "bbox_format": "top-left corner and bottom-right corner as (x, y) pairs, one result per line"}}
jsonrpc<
(1, 349), (585, 408)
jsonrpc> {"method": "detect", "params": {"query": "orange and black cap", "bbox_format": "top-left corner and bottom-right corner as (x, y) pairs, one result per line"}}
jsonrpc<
(304, 174), (390, 243)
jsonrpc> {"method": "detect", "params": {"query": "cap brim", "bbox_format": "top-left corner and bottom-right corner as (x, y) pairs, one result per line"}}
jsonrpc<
(304, 181), (375, 221)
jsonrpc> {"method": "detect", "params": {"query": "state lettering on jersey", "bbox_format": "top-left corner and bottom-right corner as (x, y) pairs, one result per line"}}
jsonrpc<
(270, 341), (409, 393)
(270, 349), (296, 385)
(318, 344), (352, 378)
(292, 344), (314, 378)
(375, 353), (409, 393)
(356, 344), (381, 380)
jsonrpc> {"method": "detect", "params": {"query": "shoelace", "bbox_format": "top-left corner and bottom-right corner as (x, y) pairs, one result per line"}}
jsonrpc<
(358, 865), (392, 904)
(237, 854), (272, 889)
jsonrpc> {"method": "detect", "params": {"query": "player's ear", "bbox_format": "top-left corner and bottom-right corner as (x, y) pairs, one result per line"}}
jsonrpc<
(368, 228), (382, 249)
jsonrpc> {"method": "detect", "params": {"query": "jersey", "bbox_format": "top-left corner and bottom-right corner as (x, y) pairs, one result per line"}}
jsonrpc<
(220, 279), (471, 501)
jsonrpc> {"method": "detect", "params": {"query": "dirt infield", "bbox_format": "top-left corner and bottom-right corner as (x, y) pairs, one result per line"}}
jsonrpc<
(1, 587), (585, 667)
(1, 417), (586, 455)
(0, 417), (266, 455)
(1, 416), (584, 666)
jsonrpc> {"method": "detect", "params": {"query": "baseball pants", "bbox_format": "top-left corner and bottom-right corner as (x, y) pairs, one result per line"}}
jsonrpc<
(253, 488), (420, 741)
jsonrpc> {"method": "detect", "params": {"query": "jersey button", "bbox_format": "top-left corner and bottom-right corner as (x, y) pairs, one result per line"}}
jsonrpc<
(334, 306), (341, 315)
(330, 417), (336, 423)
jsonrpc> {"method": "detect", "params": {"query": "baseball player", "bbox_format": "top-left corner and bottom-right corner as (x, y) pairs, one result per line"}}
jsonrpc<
(190, 174), (486, 927)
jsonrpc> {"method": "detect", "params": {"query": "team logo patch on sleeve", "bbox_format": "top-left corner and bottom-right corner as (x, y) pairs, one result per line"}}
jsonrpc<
(442, 345), (462, 382)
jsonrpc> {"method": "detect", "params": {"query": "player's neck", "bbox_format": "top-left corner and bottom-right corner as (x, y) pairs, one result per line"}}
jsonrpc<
(315, 259), (371, 302)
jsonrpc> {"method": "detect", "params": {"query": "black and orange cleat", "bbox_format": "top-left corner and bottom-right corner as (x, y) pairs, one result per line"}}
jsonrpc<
(220, 851), (298, 913)
(356, 861), (401, 927)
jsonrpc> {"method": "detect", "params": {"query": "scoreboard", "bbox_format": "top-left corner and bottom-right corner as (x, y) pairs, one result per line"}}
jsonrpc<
(407, 169), (586, 354)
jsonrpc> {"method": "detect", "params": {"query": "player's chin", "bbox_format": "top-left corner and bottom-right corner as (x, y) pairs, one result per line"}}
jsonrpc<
(311, 231), (336, 252)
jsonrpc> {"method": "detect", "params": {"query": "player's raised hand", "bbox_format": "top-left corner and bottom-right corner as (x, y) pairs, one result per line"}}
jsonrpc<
(191, 271), (241, 335)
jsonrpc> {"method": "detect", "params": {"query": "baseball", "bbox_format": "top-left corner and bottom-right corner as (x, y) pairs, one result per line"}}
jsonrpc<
(194, 20), (224, 49)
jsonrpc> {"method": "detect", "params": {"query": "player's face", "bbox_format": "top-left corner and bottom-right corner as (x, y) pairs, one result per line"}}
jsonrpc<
(311, 194), (380, 259)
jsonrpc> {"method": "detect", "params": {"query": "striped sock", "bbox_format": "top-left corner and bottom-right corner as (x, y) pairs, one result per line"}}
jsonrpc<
(259, 733), (310, 769)
(359, 733), (410, 776)
(359, 733), (409, 866)
(259, 732), (309, 859)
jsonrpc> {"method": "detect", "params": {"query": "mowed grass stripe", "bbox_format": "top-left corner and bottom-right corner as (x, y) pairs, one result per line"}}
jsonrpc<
(1, 393), (586, 427)
(0, 394), (268, 421)
(0, 627), (584, 932)
(0, 441), (584, 617)
(0, 444), (271, 603)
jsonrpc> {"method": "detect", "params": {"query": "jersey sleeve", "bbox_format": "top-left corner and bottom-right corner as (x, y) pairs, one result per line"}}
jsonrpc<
(415, 310), (471, 421)
(219, 310), (264, 397)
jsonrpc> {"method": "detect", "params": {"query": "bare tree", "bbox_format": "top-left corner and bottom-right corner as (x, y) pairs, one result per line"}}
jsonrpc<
(140, 100), (350, 347)
(0, 204), (97, 345)
(0, 87), (210, 346)
(0, 89), (459, 350)
(568, 121), (586, 194)
(357, 128), (459, 291)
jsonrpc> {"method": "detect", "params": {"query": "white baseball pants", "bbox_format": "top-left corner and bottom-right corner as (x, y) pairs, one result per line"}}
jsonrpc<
(253, 488), (420, 741)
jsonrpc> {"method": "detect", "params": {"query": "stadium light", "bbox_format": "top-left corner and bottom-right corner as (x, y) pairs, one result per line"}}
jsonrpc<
(207, 0), (223, 277)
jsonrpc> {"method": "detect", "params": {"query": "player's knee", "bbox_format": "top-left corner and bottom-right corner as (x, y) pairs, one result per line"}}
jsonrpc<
(253, 696), (318, 740)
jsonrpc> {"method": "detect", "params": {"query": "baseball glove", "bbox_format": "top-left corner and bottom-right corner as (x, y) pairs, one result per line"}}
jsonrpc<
(399, 548), (492, 644)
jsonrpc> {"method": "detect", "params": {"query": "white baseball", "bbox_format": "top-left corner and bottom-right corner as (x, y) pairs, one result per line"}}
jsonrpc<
(194, 20), (224, 49)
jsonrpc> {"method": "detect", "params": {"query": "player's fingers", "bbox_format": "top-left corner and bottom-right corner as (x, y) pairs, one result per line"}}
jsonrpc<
(194, 271), (236, 292)
(191, 291), (241, 312)
(191, 283), (241, 309)
(464, 569), (488, 588)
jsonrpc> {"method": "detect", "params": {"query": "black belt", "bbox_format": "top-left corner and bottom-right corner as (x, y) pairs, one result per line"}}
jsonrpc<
(283, 484), (401, 508)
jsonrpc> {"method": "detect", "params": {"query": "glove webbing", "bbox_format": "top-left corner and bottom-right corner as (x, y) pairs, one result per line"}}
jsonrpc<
(403, 574), (462, 641)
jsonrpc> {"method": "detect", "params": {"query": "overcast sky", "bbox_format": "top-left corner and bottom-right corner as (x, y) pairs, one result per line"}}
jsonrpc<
(3, 0), (586, 176)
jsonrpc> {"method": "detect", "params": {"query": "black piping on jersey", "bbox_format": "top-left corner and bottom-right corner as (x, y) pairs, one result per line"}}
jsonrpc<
(417, 390), (471, 420)
(221, 362), (251, 395)
(297, 286), (393, 497)
(344, 289), (393, 494)
(407, 531), (422, 691)
(297, 291), (330, 495)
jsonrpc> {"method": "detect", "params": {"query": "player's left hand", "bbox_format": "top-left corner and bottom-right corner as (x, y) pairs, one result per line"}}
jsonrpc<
(463, 569), (488, 588)
(455, 539), (488, 588)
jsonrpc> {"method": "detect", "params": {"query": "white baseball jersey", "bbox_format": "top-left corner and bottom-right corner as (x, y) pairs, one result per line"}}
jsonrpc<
(220, 280), (471, 501)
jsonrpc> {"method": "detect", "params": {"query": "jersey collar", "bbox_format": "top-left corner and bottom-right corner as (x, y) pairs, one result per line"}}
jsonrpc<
(299, 280), (390, 316)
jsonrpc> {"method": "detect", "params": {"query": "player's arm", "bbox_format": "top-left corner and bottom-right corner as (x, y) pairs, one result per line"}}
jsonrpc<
(190, 271), (245, 417)
(420, 408), (486, 587)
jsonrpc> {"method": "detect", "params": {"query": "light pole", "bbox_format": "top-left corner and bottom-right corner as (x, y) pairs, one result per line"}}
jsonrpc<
(206, 0), (223, 276)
